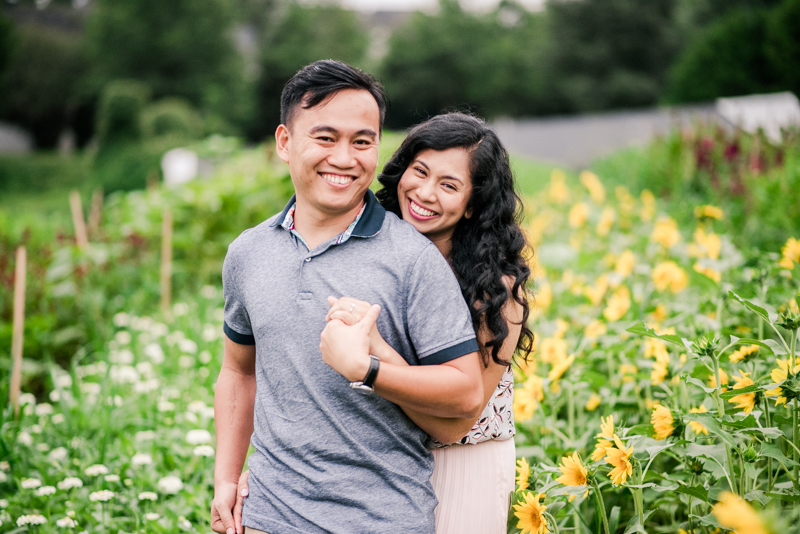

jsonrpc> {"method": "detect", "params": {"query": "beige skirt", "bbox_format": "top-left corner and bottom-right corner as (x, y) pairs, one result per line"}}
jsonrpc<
(430, 438), (517, 534)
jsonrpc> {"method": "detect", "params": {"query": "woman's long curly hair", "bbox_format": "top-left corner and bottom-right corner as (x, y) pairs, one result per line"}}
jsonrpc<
(377, 113), (534, 366)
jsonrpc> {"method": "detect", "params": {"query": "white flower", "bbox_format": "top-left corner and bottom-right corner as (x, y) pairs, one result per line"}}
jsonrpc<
(35, 403), (53, 416)
(0, 499), (7, 507)
(131, 452), (153, 466)
(58, 477), (83, 490)
(201, 285), (217, 299)
(173, 302), (190, 316)
(144, 343), (165, 364)
(178, 355), (195, 368)
(152, 323), (168, 337)
(110, 365), (138, 383)
(183, 411), (199, 424)
(56, 374), (73, 388)
(0, 461), (8, 471)
(49, 390), (61, 402)
(80, 383), (101, 395)
(115, 331), (132, 345)
(193, 445), (215, 457)
(36, 485), (56, 496)
(109, 349), (135, 365)
(138, 491), (158, 501)
(49, 447), (68, 461)
(135, 361), (154, 377)
(199, 350), (212, 364)
(17, 514), (47, 526)
(19, 392), (37, 407)
(0, 472), (5, 483)
(113, 312), (131, 327)
(85, 464), (109, 476)
(133, 378), (160, 393)
(202, 406), (216, 419)
(30, 424), (42, 434)
(104, 474), (120, 483)
(166, 331), (185, 346)
(36, 443), (50, 452)
(145, 513), (160, 521)
(177, 516), (192, 530)
(135, 430), (156, 441)
(51, 413), (65, 424)
(186, 429), (212, 445)
(187, 400), (207, 413)
(57, 516), (79, 527)
(89, 490), (115, 502)
(178, 338), (197, 354)
(157, 475), (183, 494)
(157, 401), (175, 412)
(132, 316), (154, 332)
(21, 478), (42, 489)
(201, 325), (218, 342)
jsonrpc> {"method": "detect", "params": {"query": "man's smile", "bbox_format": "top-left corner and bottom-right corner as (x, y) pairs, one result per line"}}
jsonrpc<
(320, 172), (356, 187)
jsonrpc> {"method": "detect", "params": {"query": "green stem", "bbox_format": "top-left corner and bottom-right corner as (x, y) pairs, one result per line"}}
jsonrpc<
(591, 481), (611, 534)
(712, 353), (738, 491)
(794, 398), (799, 495)
(567, 380), (575, 442)
(765, 400), (774, 491)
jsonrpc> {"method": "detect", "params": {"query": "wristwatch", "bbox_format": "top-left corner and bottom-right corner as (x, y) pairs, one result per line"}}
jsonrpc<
(350, 355), (380, 394)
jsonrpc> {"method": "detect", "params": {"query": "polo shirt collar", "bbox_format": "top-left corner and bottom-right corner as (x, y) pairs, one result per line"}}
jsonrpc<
(270, 189), (385, 239)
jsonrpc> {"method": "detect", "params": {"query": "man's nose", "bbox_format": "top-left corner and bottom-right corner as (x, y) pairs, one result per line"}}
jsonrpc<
(327, 140), (357, 168)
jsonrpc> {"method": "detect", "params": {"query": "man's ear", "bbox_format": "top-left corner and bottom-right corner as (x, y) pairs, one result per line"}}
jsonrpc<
(275, 124), (291, 164)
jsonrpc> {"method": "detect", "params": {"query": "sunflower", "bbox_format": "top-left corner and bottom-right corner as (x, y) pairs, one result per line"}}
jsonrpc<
(597, 415), (615, 439)
(548, 354), (575, 382)
(591, 438), (613, 462)
(516, 457), (531, 492)
(604, 435), (634, 485)
(711, 492), (767, 534)
(707, 368), (729, 390)
(603, 285), (631, 322)
(729, 344), (759, 363)
(688, 406), (709, 435)
(765, 358), (800, 406)
(514, 492), (550, 534)
(728, 371), (757, 414)
(585, 393), (602, 411)
(651, 405), (675, 440)
(556, 452), (588, 487)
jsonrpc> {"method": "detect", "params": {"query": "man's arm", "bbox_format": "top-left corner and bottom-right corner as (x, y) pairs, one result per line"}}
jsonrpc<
(211, 335), (256, 534)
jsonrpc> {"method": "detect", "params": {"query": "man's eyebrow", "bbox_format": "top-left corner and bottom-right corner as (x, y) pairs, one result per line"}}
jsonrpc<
(308, 126), (377, 140)
(354, 129), (378, 140)
(309, 125), (339, 135)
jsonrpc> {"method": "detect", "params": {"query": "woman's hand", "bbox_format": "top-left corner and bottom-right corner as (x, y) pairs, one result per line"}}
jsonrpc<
(326, 296), (406, 366)
(320, 303), (381, 381)
(232, 470), (249, 534)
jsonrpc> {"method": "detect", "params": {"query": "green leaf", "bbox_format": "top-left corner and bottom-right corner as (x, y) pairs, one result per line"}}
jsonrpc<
(761, 443), (799, 467)
(624, 510), (655, 534)
(684, 443), (726, 460)
(762, 339), (788, 356)
(626, 321), (693, 350)
(725, 337), (778, 355)
(676, 484), (709, 502)
(728, 291), (779, 323)
(719, 414), (758, 428)
(691, 513), (725, 529)
(685, 376), (716, 394)
(773, 414), (793, 425)
(720, 384), (762, 398)
(609, 506), (621, 534)
(684, 413), (738, 448)
(744, 490), (768, 506)
(766, 491), (800, 502)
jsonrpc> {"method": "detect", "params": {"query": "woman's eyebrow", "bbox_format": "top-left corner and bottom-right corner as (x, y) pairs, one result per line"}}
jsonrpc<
(413, 159), (430, 171)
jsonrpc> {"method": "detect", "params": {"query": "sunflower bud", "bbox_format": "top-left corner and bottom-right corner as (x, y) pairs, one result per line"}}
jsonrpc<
(694, 335), (719, 358)
(689, 458), (704, 474)
(777, 309), (800, 332)
(742, 445), (758, 463)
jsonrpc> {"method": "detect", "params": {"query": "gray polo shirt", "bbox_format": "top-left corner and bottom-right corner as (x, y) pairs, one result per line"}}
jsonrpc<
(223, 190), (478, 534)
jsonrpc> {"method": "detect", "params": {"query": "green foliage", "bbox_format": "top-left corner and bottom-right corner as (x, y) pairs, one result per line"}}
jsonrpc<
(764, 0), (800, 93)
(547, 0), (680, 112)
(0, 23), (89, 148)
(142, 98), (202, 141)
(253, 2), (369, 137)
(380, 1), (552, 126)
(85, 0), (252, 133)
(0, 152), (91, 195)
(666, 8), (775, 103)
(95, 80), (150, 147)
(0, 10), (12, 81)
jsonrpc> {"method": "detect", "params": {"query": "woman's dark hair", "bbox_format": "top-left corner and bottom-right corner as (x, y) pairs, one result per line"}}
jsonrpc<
(377, 113), (534, 366)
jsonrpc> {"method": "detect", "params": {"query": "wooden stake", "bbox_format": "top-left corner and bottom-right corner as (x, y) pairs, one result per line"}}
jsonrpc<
(88, 188), (103, 237)
(69, 190), (88, 249)
(9, 246), (26, 418)
(160, 208), (173, 314)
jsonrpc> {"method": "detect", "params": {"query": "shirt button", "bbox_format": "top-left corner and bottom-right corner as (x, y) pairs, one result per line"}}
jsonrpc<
(305, 258), (311, 262)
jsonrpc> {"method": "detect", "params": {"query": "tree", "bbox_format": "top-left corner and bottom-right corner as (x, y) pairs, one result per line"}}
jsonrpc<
(546, 0), (680, 112)
(764, 0), (800, 95)
(85, 0), (252, 133)
(252, 2), (369, 139)
(379, 0), (552, 128)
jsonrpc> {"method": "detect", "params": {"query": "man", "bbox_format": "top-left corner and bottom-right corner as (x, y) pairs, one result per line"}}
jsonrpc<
(211, 60), (484, 534)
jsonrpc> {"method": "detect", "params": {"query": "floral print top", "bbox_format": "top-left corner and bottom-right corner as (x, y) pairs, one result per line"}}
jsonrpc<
(427, 365), (515, 448)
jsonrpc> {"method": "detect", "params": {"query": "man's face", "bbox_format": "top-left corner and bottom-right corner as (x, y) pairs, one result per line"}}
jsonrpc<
(276, 89), (380, 218)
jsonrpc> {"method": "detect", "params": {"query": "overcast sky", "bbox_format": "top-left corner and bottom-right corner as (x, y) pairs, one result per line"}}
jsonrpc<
(338, 0), (546, 12)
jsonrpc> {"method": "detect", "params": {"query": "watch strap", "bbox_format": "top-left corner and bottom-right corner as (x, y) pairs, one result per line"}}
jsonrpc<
(362, 355), (380, 389)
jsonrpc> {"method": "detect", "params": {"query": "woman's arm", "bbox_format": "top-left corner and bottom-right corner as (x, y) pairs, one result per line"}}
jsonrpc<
(327, 293), (524, 444)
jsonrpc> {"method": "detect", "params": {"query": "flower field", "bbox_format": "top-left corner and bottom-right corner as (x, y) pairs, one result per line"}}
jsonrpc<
(1, 138), (799, 533)
(510, 170), (800, 533)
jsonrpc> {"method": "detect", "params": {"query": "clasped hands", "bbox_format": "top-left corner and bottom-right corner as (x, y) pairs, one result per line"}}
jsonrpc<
(320, 296), (392, 382)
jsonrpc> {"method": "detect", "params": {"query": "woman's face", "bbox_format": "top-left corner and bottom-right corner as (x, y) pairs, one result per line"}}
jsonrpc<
(397, 148), (473, 245)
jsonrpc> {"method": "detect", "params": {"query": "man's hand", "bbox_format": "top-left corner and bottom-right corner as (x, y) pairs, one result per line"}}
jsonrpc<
(320, 303), (381, 381)
(211, 482), (238, 534)
(233, 470), (250, 532)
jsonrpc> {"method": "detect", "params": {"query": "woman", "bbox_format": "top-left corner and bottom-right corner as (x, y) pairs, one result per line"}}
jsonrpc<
(235, 113), (533, 532)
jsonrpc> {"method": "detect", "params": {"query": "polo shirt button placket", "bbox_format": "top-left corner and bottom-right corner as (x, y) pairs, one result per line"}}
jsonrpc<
(298, 255), (313, 301)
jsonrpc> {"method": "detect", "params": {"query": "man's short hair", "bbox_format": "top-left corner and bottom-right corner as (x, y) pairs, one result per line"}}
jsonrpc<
(280, 59), (387, 133)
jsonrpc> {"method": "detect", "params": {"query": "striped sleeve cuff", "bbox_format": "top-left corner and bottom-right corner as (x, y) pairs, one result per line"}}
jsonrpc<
(419, 338), (479, 365)
(223, 321), (255, 345)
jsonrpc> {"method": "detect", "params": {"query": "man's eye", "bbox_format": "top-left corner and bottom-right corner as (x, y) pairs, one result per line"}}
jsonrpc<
(317, 136), (334, 142)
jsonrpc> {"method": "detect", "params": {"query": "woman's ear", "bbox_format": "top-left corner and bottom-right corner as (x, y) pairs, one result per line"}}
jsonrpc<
(464, 207), (473, 219)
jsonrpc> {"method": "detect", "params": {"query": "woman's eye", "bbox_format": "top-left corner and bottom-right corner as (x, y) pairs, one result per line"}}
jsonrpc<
(443, 183), (457, 191)
(414, 167), (426, 176)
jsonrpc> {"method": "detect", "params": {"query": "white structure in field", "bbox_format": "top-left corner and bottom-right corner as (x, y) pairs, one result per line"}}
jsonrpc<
(716, 92), (800, 143)
(161, 148), (199, 187)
